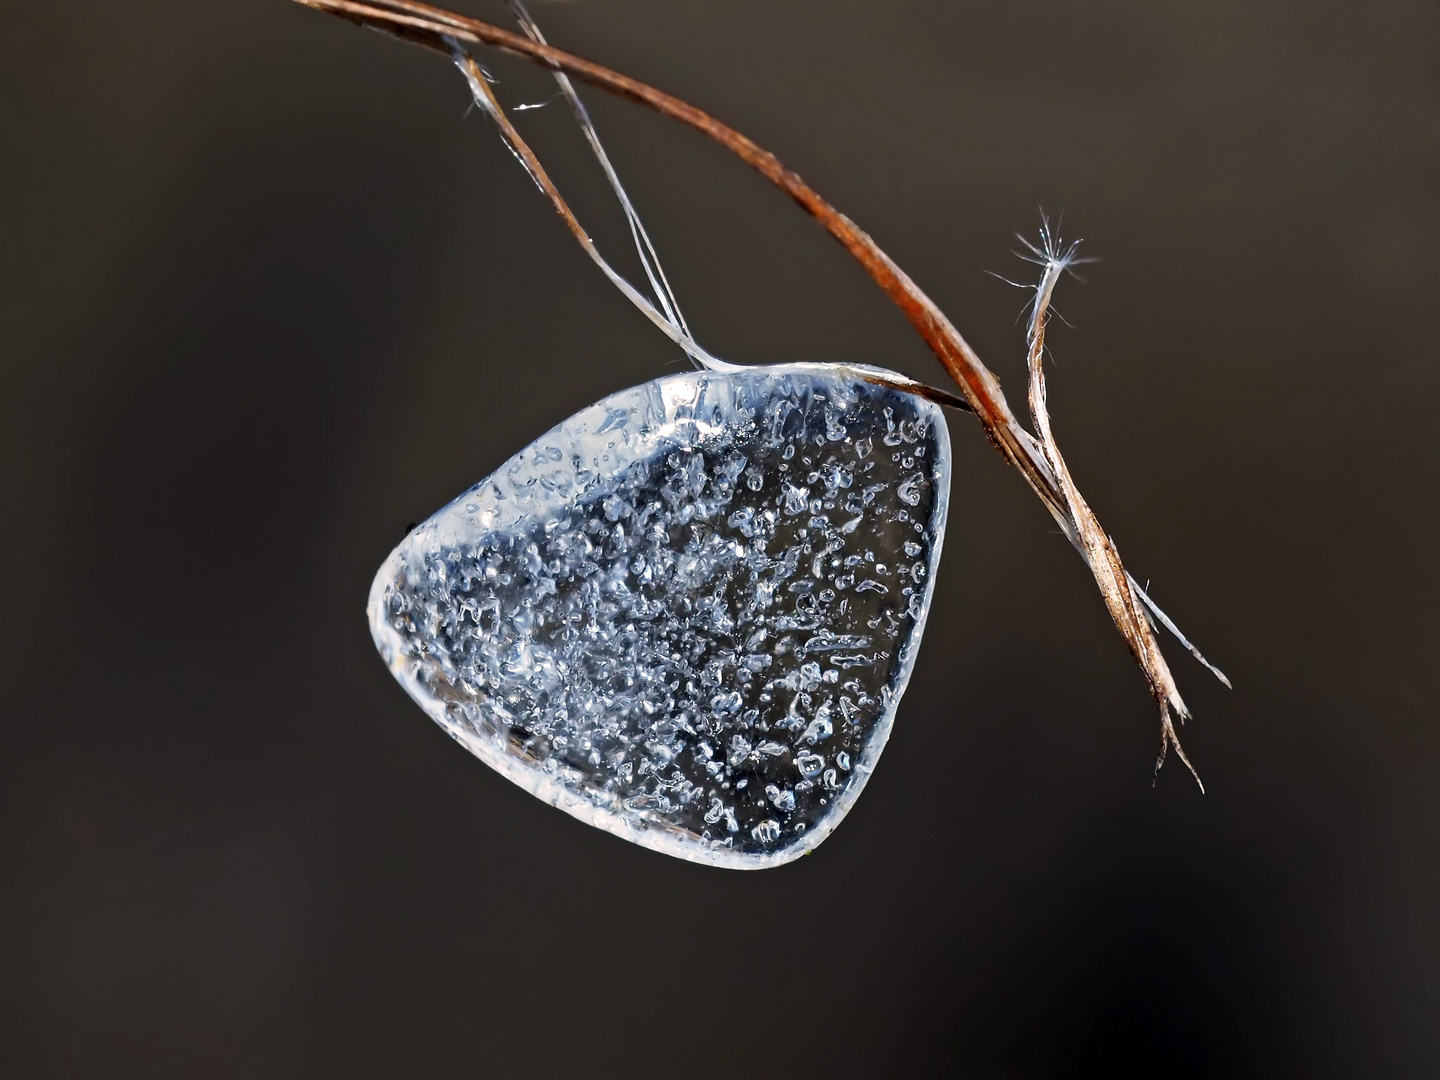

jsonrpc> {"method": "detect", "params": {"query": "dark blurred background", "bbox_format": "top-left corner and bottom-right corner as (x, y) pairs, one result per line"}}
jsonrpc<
(3, 0), (1436, 1074)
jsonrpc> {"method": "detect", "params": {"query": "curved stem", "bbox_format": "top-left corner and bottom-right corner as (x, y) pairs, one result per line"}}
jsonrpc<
(292, 0), (1224, 778)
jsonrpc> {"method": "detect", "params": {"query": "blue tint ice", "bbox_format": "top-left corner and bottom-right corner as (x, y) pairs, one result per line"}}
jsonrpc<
(368, 364), (950, 867)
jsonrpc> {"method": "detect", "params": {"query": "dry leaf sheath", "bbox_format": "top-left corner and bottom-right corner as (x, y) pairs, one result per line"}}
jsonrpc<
(292, 0), (1227, 783)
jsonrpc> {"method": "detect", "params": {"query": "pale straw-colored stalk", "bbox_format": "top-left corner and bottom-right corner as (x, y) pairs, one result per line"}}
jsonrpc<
(292, 0), (1229, 783)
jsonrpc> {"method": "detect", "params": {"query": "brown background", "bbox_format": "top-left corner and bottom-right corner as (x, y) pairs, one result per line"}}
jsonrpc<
(3, 0), (1437, 1074)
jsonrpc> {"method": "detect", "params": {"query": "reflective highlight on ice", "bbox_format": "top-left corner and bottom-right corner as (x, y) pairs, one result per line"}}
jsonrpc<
(368, 364), (950, 867)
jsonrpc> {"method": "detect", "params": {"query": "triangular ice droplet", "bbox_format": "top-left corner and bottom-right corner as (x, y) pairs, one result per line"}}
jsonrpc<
(368, 364), (950, 868)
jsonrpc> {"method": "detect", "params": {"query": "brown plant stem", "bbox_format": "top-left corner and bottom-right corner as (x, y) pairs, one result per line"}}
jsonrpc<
(291, 0), (1222, 780)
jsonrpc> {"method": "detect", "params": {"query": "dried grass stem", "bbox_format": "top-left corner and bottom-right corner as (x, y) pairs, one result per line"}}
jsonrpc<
(292, 0), (1227, 782)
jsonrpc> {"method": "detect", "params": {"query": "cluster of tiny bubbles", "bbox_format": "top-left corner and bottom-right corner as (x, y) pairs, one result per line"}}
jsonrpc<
(368, 364), (950, 867)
